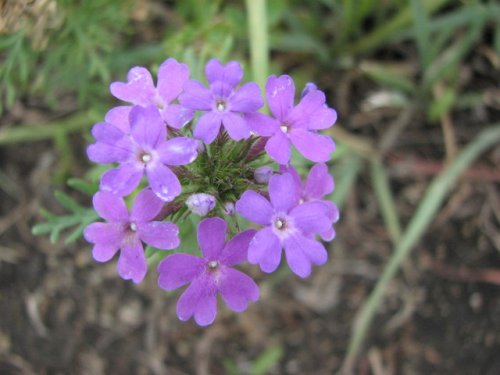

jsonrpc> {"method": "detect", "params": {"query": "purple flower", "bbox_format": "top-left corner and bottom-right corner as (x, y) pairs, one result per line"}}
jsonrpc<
(110, 58), (194, 129)
(254, 166), (274, 184)
(157, 217), (259, 326)
(84, 189), (180, 283)
(179, 58), (264, 144)
(281, 163), (339, 241)
(87, 105), (199, 201)
(235, 173), (330, 278)
(246, 75), (337, 164)
(185, 193), (217, 216)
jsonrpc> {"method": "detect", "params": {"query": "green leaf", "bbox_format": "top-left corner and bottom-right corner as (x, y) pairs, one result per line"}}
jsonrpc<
(250, 345), (283, 375)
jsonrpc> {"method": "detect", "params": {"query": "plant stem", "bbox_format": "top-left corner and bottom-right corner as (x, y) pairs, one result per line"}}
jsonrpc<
(245, 0), (269, 92)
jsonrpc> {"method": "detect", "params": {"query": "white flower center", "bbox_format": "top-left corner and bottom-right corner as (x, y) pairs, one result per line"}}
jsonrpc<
(216, 101), (226, 112)
(208, 260), (219, 270)
(130, 222), (137, 232)
(280, 124), (289, 133)
(141, 153), (152, 163)
(274, 218), (285, 230)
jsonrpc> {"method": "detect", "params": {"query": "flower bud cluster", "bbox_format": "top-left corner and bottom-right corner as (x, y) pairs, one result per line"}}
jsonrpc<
(84, 57), (339, 325)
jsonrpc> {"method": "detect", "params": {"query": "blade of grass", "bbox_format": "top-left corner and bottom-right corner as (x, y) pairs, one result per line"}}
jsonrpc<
(342, 124), (500, 373)
(331, 154), (362, 208)
(410, 0), (432, 69)
(370, 161), (402, 243)
(245, 0), (269, 92)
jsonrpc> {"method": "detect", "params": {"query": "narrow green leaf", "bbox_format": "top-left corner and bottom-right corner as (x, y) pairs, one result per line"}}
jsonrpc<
(251, 345), (283, 375)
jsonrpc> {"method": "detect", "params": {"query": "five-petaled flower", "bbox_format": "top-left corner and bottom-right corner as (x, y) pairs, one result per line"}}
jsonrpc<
(236, 173), (331, 278)
(110, 57), (194, 129)
(88, 105), (199, 201)
(247, 74), (337, 164)
(179, 58), (264, 143)
(84, 188), (180, 283)
(157, 217), (259, 326)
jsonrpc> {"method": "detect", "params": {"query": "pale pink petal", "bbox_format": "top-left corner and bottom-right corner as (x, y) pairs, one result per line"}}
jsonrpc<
(265, 132), (291, 165)
(229, 82), (263, 112)
(222, 112), (251, 141)
(129, 105), (166, 148)
(178, 80), (213, 110)
(162, 104), (194, 129)
(146, 163), (181, 202)
(130, 188), (164, 222)
(248, 227), (282, 273)
(205, 59), (243, 87)
(245, 112), (280, 137)
(158, 137), (198, 166)
(305, 163), (334, 199)
(99, 163), (143, 197)
(117, 241), (147, 283)
(104, 106), (132, 133)
(92, 191), (129, 222)
(176, 276), (218, 326)
(219, 229), (256, 266)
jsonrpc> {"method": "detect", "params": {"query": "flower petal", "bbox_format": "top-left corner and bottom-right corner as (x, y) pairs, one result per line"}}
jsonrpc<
(158, 137), (198, 166)
(178, 80), (213, 110)
(84, 222), (124, 246)
(193, 112), (222, 144)
(219, 229), (256, 266)
(269, 173), (299, 213)
(308, 107), (337, 130)
(157, 58), (190, 104)
(104, 106), (132, 133)
(146, 163), (181, 202)
(176, 276), (218, 326)
(220, 268), (259, 312)
(130, 188), (164, 222)
(265, 132), (291, 165)
(110, 67), (155, 106)
(91, 121), (126, 142)
(205, 58), (243, 87)
(266, 74), (295, 121)
(235, 190), (273, 226)
(117, 241), (147, 283)
(222, 112), (250, 141)
(157, 253), (205, 290)
(162, 104), (194, 129)
(305, 163), (334, 199)
(290, 201), (331, 234)
(320, 227), (336, 242)
(87, 140), (132, 164)
(229, 82), (263, 113)
(91, 243), (119, 262)
(197, 217), (227, 260)
(290, 129), (335, 162)
(248, 227), (282, 273)
(245, 112), (280, 137)
(92, 191), (129, 222)
(287, 89), (326, 128)
(283, 234), (327, 278)
(129, 105), (166, 148)
(138, 221), (179, 250)
(100, 163), (143, 197)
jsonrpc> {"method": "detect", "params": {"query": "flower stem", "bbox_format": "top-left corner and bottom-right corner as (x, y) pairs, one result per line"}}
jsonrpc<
(245, 0), (269, 93)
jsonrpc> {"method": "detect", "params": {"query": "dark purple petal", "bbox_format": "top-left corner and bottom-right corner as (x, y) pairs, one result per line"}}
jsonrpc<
(245, 112), (279, 137)
(229, 82), (263, 112)
(157, 253), (205, 290)
(304, 163), (334, 199)
(162, 104), (194, 129)
(130, 188), (164, 222)
(91, 243), (119, 262)
(158, 137), (198, 166)
(219, 229), (256, 266)
(157, 58), (190, 104)
(197, 217), (227, 260)
(205, 58), (243, 87)
(178, 80), (212, 110)
(117, 241), (147, 283)
(193, 112), (222, 144)
(286, 90), (326, 128)
(290, 201), (331, 234)
(265, 132), (291, 165)
(129, 105), (166, 148)
(290, 129), (335, 162)
(138, 221), (179, 250)
(146, 163), (181, 202)
(283, 234), (327, 278)
(92, 191), (129, 222)
(105, 106), (132, 133)
(248, 227), (282, 273)
(266, 75), (295, 121)
(221, 112), (250, 141)
(110, 67), (155, 106)
(100, 163), (143, 197)
(176, 276), (218, 326)
(269, 173), (299, 213)
(235, 190), (273, 226)
(220, 268), (259, 312)
(308, 107), (337, 130)
(84, 222), (124, 246)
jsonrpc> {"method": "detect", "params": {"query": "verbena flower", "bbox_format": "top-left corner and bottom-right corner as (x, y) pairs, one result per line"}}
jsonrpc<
(235, 173), (330, 278)
(84, 189), (180, 283)
(88, 105), (199, 201)
(157, 217), (258, 326)
(246, 74), (337, 164)
(179, 58), (264, 143)
(110, 57), (194, 129)
(282, 163), (339, 241)
(185, 193), (217, 216)
(254, 166), (274, 184)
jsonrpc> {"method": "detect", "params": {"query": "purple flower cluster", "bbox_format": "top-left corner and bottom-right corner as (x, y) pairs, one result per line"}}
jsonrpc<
(84, 57), (338, 325)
